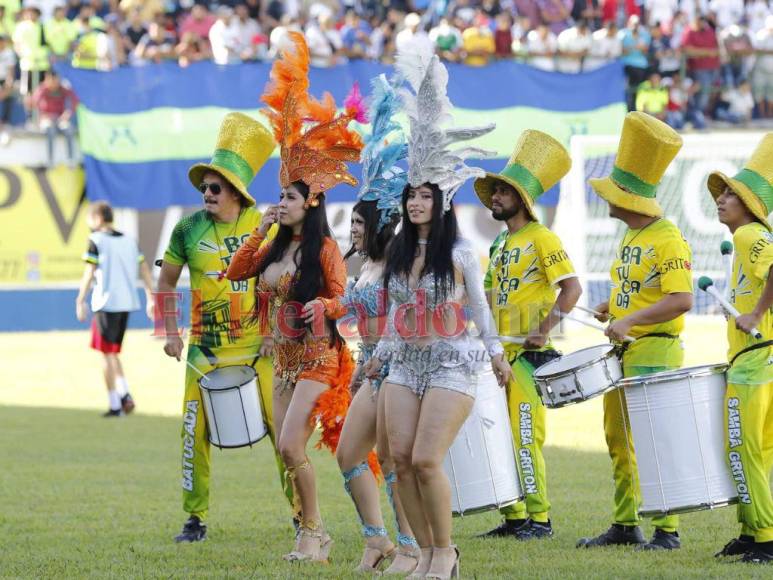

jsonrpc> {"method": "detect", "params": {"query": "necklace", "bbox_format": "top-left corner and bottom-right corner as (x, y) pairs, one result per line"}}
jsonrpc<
(292, 234), (302, 242)
(211, 209), (242, 281)
(618, 218), (661, 255)
(418, 238), (429, 245)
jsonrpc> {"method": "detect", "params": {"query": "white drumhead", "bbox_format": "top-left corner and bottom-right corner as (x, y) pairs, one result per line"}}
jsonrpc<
(202, 365), (256, 390)
(618, 363), (727, 388)
(534, 344), (615, 377)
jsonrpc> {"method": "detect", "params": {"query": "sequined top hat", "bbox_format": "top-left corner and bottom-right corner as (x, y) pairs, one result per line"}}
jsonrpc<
(188, 112), (276, 206)
(589, 112), (683, 218)
(261, 31), (365, 208)
(708, 133), (773, 231)
(474, 130), (571, 221)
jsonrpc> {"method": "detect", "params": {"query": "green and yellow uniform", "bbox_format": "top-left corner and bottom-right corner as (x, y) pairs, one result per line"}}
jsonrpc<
(606, 217), (693, 532)
(164, 208), (290, 521)
(724, 222), (773, 542)
(485, 222), (576, 523)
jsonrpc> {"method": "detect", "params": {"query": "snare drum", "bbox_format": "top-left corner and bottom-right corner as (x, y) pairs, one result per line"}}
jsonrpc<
(199, 365), (267, 449)
(620, 364), (737, 516)
(533, 344), (622, 408)
(443, 369), (523, 516)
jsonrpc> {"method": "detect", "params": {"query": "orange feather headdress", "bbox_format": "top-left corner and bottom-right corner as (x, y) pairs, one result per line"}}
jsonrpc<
(261, 32), (365, 208)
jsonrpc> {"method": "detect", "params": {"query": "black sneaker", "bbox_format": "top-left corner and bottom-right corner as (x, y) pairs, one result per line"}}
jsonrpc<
(639, 529), (680, 551)
(741, 545), (773, 564)
(515, 519), (553, 540)
(102, 409), (123, 418)
(476, 519), (528, 538)
(121, 394), (135, 415)
(715, 535), (755, 558)
(175, 516), (207, 543)
(577, 524), (645, 548)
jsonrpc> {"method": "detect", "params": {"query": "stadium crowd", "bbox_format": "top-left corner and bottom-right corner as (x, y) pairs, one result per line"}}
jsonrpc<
(0, 0), (772, 139)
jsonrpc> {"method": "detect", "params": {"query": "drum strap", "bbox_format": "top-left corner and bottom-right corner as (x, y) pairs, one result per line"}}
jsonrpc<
(512, 349), (562, 369)
(616, 333), (679, 358)
(729, 340), (773, 367)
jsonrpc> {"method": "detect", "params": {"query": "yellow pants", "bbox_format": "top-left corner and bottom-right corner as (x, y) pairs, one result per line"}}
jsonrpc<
(602, 364), (678, 532)
(182, 344), (291, 520)
(725, 381), (773, 542)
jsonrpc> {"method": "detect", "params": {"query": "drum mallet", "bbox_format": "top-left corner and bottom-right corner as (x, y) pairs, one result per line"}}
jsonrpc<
(186, 360), (210, 385)
(698, 275), (763, 339)
(499, 336), (526, 345)
(720, 241), (733, 301)
(574, 304), (605, 318)
(560, 312), (635, 342)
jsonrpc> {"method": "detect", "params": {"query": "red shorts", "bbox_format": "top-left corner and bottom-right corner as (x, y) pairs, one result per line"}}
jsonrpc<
(90, 311), (129, 354)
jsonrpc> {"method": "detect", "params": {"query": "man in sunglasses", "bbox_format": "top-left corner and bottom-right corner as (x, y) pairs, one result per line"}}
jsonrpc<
(156, 113), (293, 542)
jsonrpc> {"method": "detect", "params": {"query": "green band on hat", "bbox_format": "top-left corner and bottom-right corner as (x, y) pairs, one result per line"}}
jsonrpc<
(610, 166), (657, 198)
(734, 168), (773, 214)
(500, 163), (544, 201)
(211, 148), (254, 188)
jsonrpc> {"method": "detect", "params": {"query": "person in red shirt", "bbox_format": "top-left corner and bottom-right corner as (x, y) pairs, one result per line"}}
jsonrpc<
(681, 15), (721, 116)
(601, 0), (640, 27)
(178, 4), (215, 50)
(31, 71), (79, 168)
(494, 12), (514, 58)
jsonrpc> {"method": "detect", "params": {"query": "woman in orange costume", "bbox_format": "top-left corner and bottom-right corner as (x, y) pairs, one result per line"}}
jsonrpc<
(226, 32), (363, 563)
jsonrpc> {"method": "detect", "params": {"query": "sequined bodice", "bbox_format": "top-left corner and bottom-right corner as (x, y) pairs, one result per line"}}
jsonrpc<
(343, 279), (386, 318)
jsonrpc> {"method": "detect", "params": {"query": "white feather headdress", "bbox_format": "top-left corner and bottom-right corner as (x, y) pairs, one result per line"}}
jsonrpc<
(395, 39), (496, 212)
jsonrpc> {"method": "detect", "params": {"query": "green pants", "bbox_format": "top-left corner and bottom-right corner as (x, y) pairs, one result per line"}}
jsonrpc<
(602, 364), (678, 532)
(182, 344), (292, 520)
(725, 381), (773, 542)
(500, 357), (550, 523)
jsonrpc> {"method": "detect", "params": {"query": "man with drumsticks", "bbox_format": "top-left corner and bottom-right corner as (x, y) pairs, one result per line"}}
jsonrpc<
(577, 112), (693, 551)
(707, 134), (773, 564)
(156, 113), (292, 542)
(474, 130), (582, 539)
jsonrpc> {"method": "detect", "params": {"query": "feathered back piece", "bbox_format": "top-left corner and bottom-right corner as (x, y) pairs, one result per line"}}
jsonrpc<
(261, 32), (365, 207)
(395, 39), (496, 212)
(358, 74), (408, 231)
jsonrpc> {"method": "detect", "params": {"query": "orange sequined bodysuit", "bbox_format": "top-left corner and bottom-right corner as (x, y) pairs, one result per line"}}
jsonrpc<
(226, 229), (348, 390)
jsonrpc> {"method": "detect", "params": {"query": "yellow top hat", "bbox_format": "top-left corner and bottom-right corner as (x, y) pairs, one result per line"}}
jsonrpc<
(188, 113), (276, 206)
(707, 133), (773, 231)
(474, 130), (571, 221)
(589, 112), (682, 218)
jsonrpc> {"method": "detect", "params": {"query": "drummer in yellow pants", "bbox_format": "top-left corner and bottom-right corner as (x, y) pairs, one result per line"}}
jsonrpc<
(706, 133), (773, 564)
(578, 113), (693, 551)
(473, 131), (581, 539)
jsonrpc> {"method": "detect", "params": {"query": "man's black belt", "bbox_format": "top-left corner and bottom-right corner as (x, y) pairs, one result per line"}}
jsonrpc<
(729, 340), (773, 367)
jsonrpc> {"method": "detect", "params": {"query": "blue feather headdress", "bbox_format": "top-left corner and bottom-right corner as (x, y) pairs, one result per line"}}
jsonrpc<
(357, 74), (408, 231)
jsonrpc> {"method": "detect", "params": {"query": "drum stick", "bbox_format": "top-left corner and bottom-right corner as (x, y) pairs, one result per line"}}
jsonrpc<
(186, 360), (210, 383)
(720, 241), (733, 302)
(560, 312), (635, 342)
(499, 335), (526, 345)
(574, 304), (604, 317)
(699, 276), (763, 339)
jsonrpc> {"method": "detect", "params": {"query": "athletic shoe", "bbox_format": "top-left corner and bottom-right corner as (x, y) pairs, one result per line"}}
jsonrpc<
(741, 545), (773, 564)
(121, 394), (135, 415)
(102, 409), (123, 418)
(576, 524), (645, 548)
(638, 529), (680, 551)
(715, 535), (754, 558)
(476, 519), (528, 538)
(515, 519), (553, 540)
(175, 516), (207, 543)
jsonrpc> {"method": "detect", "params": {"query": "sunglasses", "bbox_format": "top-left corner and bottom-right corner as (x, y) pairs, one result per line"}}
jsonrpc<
(199, 182), (223, 195)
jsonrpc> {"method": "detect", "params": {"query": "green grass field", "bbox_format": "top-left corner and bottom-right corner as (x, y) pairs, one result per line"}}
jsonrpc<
(2, 318), (771, 579)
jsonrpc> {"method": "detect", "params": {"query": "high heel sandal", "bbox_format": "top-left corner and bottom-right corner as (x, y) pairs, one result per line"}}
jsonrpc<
(425, 546), (460, 580)
(382, 544), (420, 575)
(283, 525), (332, 563)
(355, 542), (396, 574)
(406, 547), (433, 579)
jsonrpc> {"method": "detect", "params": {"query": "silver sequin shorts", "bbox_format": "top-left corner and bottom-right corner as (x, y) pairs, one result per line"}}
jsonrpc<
(384, 341), (477, 400)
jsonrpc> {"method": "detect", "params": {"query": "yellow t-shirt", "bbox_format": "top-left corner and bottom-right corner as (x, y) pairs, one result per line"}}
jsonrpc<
(484, 222), (576, 356)
(462, 27), (495, 67)
(609, 218), (693, 366)
(727, 221), (773, 384)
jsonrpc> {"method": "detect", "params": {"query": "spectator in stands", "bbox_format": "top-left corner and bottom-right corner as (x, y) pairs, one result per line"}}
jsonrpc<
(709, 0), (745, 29)
(513, 0), (541, 31)
(573, 0), (603, 30)
(493, 12), (514, 58)
(648, 22), (680, 77)
(0, 34), (15, 146)
(102, 15), (126, 70)
(538, 0), (574, 35)
(305, 10), (344, 66)
(462, 18), (496, 66)
(746, 0), (772, 36)
(715, 79), (755, 123)
(752, 14), (773, 118)
(65, 0), (82, 21)
(268, 15), (301, 58)
(31, 72), (78, 168)
(556, 18), (593, 72)
(14, 7), (50, 119)
(526, 23), (558, 70)
(719, 23), (754, 88)
(368, 18), (395, 61)
(231, 3), (263, 60)
(585, 19), (622, 70)
(395, 12), (427, 53)
(601, 0), (640, 29)
(122, 9), (147, 64)
(71, 16), (107, 70)
(645, 0), (678, 27)
(681, 15), (721, 117)
(209, 7), (241, 65)
(179, 4), (215, 50)
(429, 17), (464, 61)
(176, 27), (213, 67)
(134, 21), (176, 65)
(119, 0), (164, 24)
(340, 10), (372, 59)
(664, 73), (706, 128)
(46, 7), (77, 62)
(636, 71), (669, 120)
(619, 14), (651, 111)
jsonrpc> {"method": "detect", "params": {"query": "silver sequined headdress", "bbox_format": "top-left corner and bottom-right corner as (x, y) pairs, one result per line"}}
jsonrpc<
(395, 38), (496, 212)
